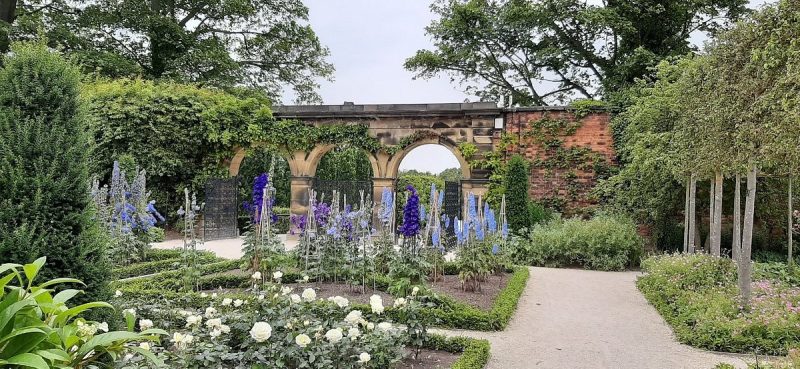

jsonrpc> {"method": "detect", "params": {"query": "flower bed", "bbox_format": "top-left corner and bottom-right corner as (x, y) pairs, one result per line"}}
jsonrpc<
(638, 253), (800, 355)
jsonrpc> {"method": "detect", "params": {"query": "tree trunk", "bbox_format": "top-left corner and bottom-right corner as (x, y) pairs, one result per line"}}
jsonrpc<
(710, 179), (715, 254)
(789, 176), (794, 265)
(688, 173), (697, 253)
(739, 166), (758, 310)
(683, 177), (691, 253)
(732, 175), (741, 262)
(712, 172), (723, 256)
(0, 0), (17, 55)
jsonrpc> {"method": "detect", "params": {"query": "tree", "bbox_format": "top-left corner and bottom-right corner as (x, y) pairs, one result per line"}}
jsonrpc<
(0, 41), (110, 303)
(439, 167), (463, 182)
(405, 0), (748, 106)
(504, 154), (530, 232)
(3, 0), (333, 102)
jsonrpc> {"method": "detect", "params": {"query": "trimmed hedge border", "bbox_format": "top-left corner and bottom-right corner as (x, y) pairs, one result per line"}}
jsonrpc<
(115, 265), (530, 332)
(424, 334), (491, 369)
(113, 253), (219, 279)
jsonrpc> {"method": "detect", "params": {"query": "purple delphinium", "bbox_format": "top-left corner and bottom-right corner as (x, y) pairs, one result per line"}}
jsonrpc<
(431, 227), (440, 248)
(492, 244), (500, 255)
(290, 214), (308, 235)
(313, 202), (331, 227)
(246, 173), (269, 223)
(380, 188), (393, 224)
(398, 185), (421, 237)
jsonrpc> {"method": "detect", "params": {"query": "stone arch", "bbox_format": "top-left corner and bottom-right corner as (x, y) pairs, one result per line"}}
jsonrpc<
(304, 144), (383, 179)
(385, 135), (471, 180)
(228, 144), (298, 177)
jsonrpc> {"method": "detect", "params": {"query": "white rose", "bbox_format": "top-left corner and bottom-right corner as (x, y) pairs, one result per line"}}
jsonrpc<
(211, 293), (218, 298)
(139, 342), (151, 351)
(295, 333), (311, 348)
(301, 288), (316, 302)
(114, 290), (123, 297)
(249, 322), (272, 342)
(412, 286), (420, 296)
(281, 286), (292, 295)
(393, 297), (406, 308)
(251, 271), (262, 280)
(97, 322), (109, 332)
(220, 324), (230, 334)
(185, 315), (202, 328)
(123, 308), (136, 318)
(290, 294), (301, 303)
(273, 271), (283, 280)
(369, 295), (384, 315)
(358, 352), (371, 363)
(325, 328), (343, 343)
(206, 318), (222, 329)
(347, 327), (360, 338)
(258, 294), (265, 300)
(209, 329), (222, 339)
(302, 275), (309, 282)
(366, 322), (375, 330)
(377, 322), (392, 331)
(139, 319), (154, 331)
(233, 299), (244, 307)
(344, 310), (363, 325)
(204, 306), (217, 318)
(332, 296), (349, 308)
(222, 298), (232, 306)
(200, 292), (208, 298)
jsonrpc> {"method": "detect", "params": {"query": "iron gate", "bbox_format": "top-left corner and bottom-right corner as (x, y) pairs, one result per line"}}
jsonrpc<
(204, 177), (239, 240)
(442, 181), (461, 245)
(313, 179), (373, 209)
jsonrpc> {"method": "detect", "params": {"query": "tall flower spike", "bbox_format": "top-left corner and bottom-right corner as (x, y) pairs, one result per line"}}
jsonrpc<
(399, 185), (421, 237)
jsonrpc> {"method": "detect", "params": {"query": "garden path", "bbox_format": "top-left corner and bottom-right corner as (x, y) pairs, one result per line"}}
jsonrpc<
(433, 267), (752, 369)
(151, 237), (296, 259)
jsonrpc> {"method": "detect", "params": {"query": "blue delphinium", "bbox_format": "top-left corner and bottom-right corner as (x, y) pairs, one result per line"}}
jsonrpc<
(438, 189), (445, 209)
(419, 205), (427, 224)
(502, 220), (509, 239)
(492, 244), (500, 255)
(247, 173), (269, 223)
(486, 205), (497, 234)
(467, 193), (477, 225)
(398, 185), (421, 237)
(431, 227), (440, 247)
(454, 217), (464, 245)
(380, 188), (393, 224)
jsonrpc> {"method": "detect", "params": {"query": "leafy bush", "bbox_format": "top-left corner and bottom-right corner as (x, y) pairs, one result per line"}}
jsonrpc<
(639, 254), (800, 355)
(0, 257), (166, 368)
(504, 155), (531, 233)
(0, 41), (111, 305)
(510, 214), (643, 270)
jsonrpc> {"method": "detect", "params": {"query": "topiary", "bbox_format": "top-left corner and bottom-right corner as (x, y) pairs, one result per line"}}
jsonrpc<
(504, 154), (531, 233)
(0, 41), (111, 305)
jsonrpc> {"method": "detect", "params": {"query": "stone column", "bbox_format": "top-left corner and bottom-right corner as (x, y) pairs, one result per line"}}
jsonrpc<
(289, 176), (314, 237)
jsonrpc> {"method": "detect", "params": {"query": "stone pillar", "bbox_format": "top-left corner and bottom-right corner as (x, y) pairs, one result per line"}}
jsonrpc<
(289, 176), (314, 237)
(461, 179), (490, 197)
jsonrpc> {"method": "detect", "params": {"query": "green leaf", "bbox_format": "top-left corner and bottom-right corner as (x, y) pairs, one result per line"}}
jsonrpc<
(52, 290), (82, 305)
(23, 258), (46, 285)
(76, 331), (143, 357)
(129, 346), (164, 366)
(39, 278), (83, 289)
(0, 299), (36, 333)
(0, 327), (46, 344)
(34, 349), (70, 363)
(54, 302), (113, 325)
(6, 353), (49, 369)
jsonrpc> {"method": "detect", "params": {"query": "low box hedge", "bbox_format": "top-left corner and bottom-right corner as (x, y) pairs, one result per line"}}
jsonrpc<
(424, 334), (491, 369)
(113, 252), (219, 279)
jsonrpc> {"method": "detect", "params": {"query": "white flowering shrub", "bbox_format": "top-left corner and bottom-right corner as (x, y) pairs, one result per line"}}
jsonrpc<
(116, 284), (410, 368)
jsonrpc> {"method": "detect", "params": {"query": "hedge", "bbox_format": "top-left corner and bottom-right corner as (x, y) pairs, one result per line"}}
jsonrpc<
(424, 335), (491, 369)
(111, 259), (242, 290)
(116, 265), (530, 332)
(113, 252), (219, 279)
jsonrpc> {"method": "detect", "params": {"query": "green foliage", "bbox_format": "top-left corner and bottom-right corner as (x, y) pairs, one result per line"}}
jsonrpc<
(0, 41), (111, 306)
(0, 257), (167, 368)
(237, 147), (291, 209)
(397, 170), (446, 207)
(4, 0), (334, 103)
(405, 0), (748, 105)
(112, 252), (220, 279)
(316, 146), (374, 180)
(457, 142), (477, 161)
(424, 335), (490, 369)
(639, 254), (800, 355)
(511, 214), (643, 271)
(504, 155), (531, 232)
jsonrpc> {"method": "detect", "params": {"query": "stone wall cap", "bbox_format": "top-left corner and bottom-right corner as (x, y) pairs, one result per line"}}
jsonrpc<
(273, 103), (613, 118)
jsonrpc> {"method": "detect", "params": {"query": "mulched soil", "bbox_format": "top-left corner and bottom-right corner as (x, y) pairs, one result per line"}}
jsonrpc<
(428, 273), (511, 310)
(398, 348), (460, 369)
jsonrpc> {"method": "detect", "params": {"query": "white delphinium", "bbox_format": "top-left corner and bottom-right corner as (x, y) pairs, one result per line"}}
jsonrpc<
(369, 295), (384, 314)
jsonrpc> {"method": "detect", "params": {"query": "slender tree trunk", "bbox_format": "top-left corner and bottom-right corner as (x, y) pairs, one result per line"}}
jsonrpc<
(683, 177), (691, 253)
(739, 166), (758, 310)
(709, 179), (715, 254)
(732, 175), (741, 262)
(712, 172), (723, 256)
(688, 173), (697, 253)
(789, 176), (794, 265)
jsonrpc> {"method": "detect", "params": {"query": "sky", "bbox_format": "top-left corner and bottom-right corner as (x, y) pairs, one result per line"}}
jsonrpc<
(292, 0), (773, 174)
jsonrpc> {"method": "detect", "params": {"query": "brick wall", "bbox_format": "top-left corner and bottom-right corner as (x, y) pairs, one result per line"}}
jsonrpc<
(504, 110), (615, 214)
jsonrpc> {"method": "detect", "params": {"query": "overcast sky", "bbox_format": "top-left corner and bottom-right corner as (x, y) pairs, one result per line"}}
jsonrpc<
(292, 0), (772, 174)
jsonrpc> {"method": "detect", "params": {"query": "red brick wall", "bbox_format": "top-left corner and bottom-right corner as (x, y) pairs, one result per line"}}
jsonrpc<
(503, 110), (615, 214)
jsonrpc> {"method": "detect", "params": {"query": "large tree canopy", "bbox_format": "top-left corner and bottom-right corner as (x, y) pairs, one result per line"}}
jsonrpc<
(405, 0), (748, 106)
(0, 0), (333, 103)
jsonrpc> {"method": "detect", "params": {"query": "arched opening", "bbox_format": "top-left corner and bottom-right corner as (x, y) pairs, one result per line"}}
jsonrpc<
(237, 146), (292, 234)
(313, 146), (375, 208)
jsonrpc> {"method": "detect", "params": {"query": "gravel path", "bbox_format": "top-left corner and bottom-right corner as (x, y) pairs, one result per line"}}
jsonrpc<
(435, 267), (751, 369)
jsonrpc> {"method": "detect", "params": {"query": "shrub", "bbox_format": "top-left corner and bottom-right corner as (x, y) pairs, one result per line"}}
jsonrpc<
(511, 213), (643, 271)
(0, 41), (111, 304)
(639, 253), (800, 355)
(0, 257), (166, 367)
(504, 155), (531, 233)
